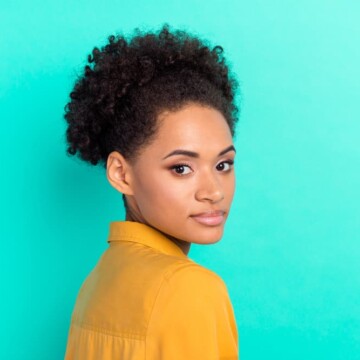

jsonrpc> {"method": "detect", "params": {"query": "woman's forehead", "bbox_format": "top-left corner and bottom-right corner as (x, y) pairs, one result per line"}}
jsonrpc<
(155, 104), (232, 146)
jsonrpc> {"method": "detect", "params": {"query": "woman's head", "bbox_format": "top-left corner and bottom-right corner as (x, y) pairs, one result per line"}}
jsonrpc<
(64, 24), (239, 247)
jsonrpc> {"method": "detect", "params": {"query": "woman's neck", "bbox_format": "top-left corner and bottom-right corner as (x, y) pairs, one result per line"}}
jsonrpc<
(125, 211), (191, 255)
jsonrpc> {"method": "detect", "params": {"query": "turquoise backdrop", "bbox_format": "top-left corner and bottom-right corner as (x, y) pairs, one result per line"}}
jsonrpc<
(1, 1), (359, 359)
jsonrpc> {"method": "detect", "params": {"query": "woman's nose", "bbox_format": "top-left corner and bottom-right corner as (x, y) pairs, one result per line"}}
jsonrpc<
(195, 173), (224, 203)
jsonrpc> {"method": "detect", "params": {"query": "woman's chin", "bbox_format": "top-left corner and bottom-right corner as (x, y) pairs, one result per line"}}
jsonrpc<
(186, 227), (224, 245)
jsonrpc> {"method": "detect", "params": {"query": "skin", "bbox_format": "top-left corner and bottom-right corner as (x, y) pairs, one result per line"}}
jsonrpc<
(106, 102), (236, 255)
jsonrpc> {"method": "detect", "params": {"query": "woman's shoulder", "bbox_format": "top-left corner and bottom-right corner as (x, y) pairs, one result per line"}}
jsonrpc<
(159, 257), (229, 299)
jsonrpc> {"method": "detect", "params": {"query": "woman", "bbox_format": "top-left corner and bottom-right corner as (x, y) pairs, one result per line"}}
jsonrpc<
(64, 24), (239, 359)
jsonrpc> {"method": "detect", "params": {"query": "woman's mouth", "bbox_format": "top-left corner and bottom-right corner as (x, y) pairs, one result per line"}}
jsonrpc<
(190, 211), (225, 226)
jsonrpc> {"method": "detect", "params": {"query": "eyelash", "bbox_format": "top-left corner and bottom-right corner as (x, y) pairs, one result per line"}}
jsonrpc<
(216, 159), (234, 172)
(170, 159), (234, 176)
(170, 163), (192, 176)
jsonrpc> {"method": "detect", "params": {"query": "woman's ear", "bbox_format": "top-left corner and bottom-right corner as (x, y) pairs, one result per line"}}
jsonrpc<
(106, 151), (134, 195)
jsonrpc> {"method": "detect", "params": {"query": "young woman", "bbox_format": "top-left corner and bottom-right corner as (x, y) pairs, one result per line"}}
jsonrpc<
(64, 24), (240, 360)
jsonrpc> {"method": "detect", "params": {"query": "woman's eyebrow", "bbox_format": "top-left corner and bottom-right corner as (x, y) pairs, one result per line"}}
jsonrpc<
(162, 145), (236, 160)
(219, 145), (236, 156)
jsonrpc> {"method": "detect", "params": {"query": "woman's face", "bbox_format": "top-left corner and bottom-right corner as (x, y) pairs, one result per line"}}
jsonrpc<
(123, 103), (236, 246)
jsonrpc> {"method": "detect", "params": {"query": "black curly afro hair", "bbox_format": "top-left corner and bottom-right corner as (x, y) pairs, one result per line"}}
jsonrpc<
(64, 24), (239, 168)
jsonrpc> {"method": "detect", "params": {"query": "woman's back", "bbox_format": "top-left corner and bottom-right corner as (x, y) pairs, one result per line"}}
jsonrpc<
(65, 221), (238, 359)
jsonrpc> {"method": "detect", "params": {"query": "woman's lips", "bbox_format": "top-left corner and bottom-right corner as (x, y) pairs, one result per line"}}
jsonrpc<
(190, 211), (225, 226)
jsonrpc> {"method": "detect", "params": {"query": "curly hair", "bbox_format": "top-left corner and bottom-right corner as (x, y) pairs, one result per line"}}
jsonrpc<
(64, 24), (239, 168)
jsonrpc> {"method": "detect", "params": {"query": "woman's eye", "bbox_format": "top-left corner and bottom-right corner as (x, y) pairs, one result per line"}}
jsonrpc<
(216, 160), (234, 172)
(171, 164), (192, 175)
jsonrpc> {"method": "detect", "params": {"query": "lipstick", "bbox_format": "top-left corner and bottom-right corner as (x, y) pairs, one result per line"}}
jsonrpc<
(190, 211), (225, 226)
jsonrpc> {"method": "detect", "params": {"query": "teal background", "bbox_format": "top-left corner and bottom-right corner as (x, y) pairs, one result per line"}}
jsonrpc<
(1, 0), (359, 359)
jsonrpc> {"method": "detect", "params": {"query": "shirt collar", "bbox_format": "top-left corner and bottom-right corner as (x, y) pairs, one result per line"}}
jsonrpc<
(107, 221), (187, 258)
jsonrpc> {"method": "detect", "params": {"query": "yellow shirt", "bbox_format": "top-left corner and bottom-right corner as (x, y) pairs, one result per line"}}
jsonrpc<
(65, 221), (238, 359)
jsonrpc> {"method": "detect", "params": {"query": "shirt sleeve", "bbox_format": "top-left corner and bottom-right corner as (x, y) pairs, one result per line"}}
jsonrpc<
(145, 264), (239, 360)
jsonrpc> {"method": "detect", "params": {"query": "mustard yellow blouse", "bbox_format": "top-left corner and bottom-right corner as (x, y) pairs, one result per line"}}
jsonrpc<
(65, 221), (238, 359)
